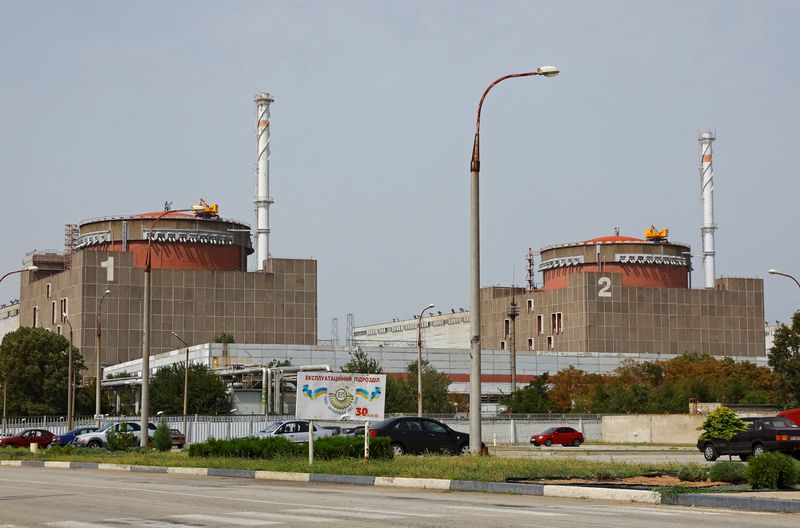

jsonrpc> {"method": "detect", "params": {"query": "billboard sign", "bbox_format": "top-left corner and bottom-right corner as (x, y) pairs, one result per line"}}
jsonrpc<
(296, 372), (386, 421)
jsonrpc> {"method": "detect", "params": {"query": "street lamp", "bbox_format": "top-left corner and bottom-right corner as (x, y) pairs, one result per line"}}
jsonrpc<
(469, 66), (559, 454)
(95, 289), (111, 427)
(141, 208), (193, 447)
(416, 303), (435, 417)
(0, 265), (37, 434)
(171, 330), (191, 443)
(768, 269), (800, 289)
(63, 313), (74, 430)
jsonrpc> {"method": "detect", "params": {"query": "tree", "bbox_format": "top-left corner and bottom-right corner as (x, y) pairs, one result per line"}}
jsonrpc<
(213, 333), (235, 344)
(501, 373), (558, 413)
(0, 327), (85, 415)
(697, 406), (749, 460)
(768, 310), (800, 406)
(385, 360), (452, 414)
(149, 363), (230, 415)
(341, 348), (383, 374)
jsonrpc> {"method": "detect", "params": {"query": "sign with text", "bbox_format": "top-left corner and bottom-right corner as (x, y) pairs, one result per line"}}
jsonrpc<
(296, 372), (386, 421)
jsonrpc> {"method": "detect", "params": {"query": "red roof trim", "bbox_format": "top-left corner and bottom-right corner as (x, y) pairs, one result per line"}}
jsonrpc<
(583, 235), (644, 243)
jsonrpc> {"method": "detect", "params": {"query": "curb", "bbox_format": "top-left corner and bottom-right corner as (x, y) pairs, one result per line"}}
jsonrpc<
(2, 459), (798, 513)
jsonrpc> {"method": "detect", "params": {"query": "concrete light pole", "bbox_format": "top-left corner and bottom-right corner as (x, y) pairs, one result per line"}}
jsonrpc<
(469, 66), (559, 454)
(95, 289), (111, 427)
(63, 314), (74, 430)
(768, 269), (800, 289)
(0, 265), (37, 434)
(416, 303), (434, 417)
(171, 331), (191, 443)
(141, 208), (193, 447)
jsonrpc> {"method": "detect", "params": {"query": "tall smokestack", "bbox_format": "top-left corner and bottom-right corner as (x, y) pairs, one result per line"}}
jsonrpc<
(698, 132), (717, 288)
(254, 92), (275, 271)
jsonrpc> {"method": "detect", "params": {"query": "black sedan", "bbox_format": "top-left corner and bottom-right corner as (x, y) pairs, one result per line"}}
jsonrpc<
(368, 417), (480, 456)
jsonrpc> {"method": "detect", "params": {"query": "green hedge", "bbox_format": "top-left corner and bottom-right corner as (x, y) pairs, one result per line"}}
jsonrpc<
(676, 464), (708, 482)
(187, 435), (393, 460)
(709, 460), (747, 483)
(746, 452), (800, 489)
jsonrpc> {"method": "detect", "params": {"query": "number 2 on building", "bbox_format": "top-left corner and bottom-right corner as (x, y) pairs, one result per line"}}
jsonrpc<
(598, 277), (612, 298)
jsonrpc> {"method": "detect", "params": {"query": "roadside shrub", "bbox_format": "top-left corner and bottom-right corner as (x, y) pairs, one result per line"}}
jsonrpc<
(313, 435), (393, 461)
(188, 436), (303, 459)
(677, 464), (708, 482)
(708, 461), (747, 483)
(107, 423), (135, 451)
(746, 452), (800, 489)
(153, 420), (172, 452)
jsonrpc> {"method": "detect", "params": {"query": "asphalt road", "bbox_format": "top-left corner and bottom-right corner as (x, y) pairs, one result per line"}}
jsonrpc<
(0, 467), (795, 527)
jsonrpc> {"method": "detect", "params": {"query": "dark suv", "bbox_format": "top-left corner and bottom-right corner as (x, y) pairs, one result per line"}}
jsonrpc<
(697, 416), (800, 461)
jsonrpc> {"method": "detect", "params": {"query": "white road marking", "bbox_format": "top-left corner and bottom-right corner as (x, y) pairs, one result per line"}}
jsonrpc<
(448, 505), (564, 517)
(172, 513), (277, 525)
(282, 507), (397, 519)
(234, 511), (336, 522)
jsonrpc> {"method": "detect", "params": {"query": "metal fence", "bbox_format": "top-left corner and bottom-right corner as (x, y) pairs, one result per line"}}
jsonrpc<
(1, 413), (604, 444)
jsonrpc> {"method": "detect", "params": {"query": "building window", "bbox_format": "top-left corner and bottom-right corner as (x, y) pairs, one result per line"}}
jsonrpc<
(547, 336), (554, 350)
(526, 299), (534, 313)
(51, 301), (56, 325)
(60, 298), (68, 322)
(56, 325), (62, 335)
(537, 315), (544, 336)
(503, 318), (510, 338)
(551, 312), (563, 334)
(46, 283), (52, 299)
(32, 306), (38, 327)
(500, 340), (506, 350)
(527, 338), (534, 351)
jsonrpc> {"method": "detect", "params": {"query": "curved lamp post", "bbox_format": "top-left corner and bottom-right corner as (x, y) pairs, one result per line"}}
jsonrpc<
(95, 289), (111, 426)
(171, 330), (191, 444)
(0, 265), (37, 434)
(416, 303), (435, 417)
(141, 208), (193, 447)
(768, 269), (800, 289)
(469, 66), (559, 454)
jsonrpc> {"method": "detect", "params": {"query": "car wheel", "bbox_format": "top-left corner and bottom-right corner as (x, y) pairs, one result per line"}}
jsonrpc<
(458, 443), (470, 455)
(752, 443), (765, 457)
(544, 438), (552, 447)
(391, 443), (405, 456)
(87, 440), (102, 449)
(703, 443), (718, 461)
(739, 454), (750, 462)
(531, 441), (539, 446)
(572, 438), (582, 447)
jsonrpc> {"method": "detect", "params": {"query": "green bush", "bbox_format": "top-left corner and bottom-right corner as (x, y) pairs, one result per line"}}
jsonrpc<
(107, 423), (135, 451)
(188, 436), (304, 459)
(153, 420), (172, 452)
(709, 460), (747, 483)
(677, 464), (708, 482)
(313, 436), (393, 461)
(746, 452), (800, 489)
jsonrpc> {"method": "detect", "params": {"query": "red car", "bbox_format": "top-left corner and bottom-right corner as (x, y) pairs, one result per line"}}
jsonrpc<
(0, 429), (55, 448)
(531, 426), (584, 447)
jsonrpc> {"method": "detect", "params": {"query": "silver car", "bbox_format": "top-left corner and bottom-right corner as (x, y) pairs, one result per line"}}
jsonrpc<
(73, 421), (156, 448)
(254, 420), (333, 443)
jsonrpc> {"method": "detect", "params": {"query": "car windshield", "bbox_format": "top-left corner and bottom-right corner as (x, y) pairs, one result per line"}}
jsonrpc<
(541, 427), (557, 434)
(369, 419), (394, 429)
(260, 422), (281, 434)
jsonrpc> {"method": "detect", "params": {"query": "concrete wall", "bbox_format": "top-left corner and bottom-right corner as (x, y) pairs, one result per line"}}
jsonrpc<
(602, 414), (705, 444)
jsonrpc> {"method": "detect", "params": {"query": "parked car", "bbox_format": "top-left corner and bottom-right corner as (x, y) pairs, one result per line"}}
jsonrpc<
(368, 416), (482, 456)
(697, 416), (800, 461)
(777, 408), (800, 427)
(73, 421), (156, 449)
(253, 420), (334, 443)
(49, 426), (99, 447)
(169, 429), (186, 448)
(0, 429), (54, 448)
(531, 426), (584, 447)
(341, 425), (365, 437)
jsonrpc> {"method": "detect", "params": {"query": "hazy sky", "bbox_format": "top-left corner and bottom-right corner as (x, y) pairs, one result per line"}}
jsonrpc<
(2, 1), (798, 339)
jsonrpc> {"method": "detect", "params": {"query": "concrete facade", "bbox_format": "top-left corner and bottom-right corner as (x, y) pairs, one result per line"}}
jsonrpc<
(0, 303), (20, 343)
(354, 311), (471, 349)
(19, 250), (317, 377)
